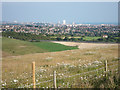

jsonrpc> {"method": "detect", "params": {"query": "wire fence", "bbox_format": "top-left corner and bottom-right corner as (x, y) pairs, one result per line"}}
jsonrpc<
(26, 61), (118, 88)
(2, 60), (118, 88)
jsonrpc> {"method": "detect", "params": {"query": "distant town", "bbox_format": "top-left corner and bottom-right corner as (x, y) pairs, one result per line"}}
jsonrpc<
(1, 20), (120, 42)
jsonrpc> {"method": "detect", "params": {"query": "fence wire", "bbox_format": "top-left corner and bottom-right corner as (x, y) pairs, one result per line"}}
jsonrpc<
(2, 60), (118, 88)
(26, 62), (118, 88)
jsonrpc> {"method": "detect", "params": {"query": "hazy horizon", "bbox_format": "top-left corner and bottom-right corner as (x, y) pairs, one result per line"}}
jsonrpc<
(2, 2), (118, 24)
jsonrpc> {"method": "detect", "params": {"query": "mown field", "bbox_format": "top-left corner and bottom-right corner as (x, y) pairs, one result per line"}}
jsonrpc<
(2, 37), (119, 88)
(82, 36), (101, 41)
(50, 36), (101, 40)
(2, 37), (78, 56)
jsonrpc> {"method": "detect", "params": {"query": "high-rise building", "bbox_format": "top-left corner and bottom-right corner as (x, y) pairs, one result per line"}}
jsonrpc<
(72, 22), (75, 25)
(58, 21), (60, 24)
(63, 20), (66, 24)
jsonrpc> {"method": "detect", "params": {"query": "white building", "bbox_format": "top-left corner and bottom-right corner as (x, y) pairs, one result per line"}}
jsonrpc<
(103, 35), (108, 38)
(72, 22), (75, 25)
(58, 21), (60, 24)
(63, 20), (66, 25)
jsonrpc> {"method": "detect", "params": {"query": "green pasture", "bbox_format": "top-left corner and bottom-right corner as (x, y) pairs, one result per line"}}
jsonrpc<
(2, 37), (78, 56)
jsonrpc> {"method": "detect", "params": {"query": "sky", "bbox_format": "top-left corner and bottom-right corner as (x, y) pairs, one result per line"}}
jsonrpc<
(2, 2), (118, 24)
(1, 0), (120, 2)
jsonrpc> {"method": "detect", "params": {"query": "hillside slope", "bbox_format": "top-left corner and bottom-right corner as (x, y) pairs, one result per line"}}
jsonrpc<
(2, 37), (78, 56)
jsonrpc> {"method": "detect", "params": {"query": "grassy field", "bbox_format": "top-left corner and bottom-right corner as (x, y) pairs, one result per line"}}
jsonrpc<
(83, 36), (101, 41)
(2, 37), (78, 56)
(70, 36), (101, 40)
(32, 42), (78, 52)
(2, 39), (118, 88)
(50, 36), (101, 40)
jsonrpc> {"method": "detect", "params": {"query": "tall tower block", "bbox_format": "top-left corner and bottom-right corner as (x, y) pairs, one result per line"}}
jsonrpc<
(63, 20), (66, 25)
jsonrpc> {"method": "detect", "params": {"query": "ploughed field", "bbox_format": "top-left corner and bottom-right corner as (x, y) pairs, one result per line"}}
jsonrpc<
(2, 37), (118, 88)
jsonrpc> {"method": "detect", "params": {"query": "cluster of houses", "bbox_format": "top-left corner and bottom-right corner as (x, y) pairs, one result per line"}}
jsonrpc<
(1, 23), (119, 37)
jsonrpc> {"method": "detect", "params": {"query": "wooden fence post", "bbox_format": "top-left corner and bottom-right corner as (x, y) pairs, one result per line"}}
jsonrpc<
(32, 61), (36, 88)
(53, 71), (57, 88)
(105, 60), (108, 77)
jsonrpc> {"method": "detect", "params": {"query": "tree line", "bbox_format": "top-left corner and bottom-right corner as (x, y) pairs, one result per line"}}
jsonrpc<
(2, 31), (120, 43)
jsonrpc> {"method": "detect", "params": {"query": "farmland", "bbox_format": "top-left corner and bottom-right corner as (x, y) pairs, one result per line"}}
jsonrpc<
(2, 37), (78, 56)
(2, 37), (119, 88)
(82, 36), (101, 41)
(50, 36), (101, 41)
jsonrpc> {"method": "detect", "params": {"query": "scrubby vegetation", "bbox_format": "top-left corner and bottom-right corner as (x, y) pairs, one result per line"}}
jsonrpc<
(2, 59), (119, 88)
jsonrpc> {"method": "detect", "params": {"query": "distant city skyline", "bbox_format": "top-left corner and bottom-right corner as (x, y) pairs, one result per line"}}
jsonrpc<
(2, 2), (118, 24)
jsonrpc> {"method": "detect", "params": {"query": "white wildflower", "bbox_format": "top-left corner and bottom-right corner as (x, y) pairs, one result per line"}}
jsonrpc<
(13, 79), (18, 83)
(81, 77), (83, 80)
(2, 83), (6, 86)
(36, 79), (38, 82)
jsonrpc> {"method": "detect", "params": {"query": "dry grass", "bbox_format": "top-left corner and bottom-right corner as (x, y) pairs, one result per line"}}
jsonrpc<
(2, 42), (118, 88)
(52, 41), (117, 49)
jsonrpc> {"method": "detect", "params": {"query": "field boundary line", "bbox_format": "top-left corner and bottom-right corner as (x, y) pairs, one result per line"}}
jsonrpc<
(26, 63), (118, 88)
